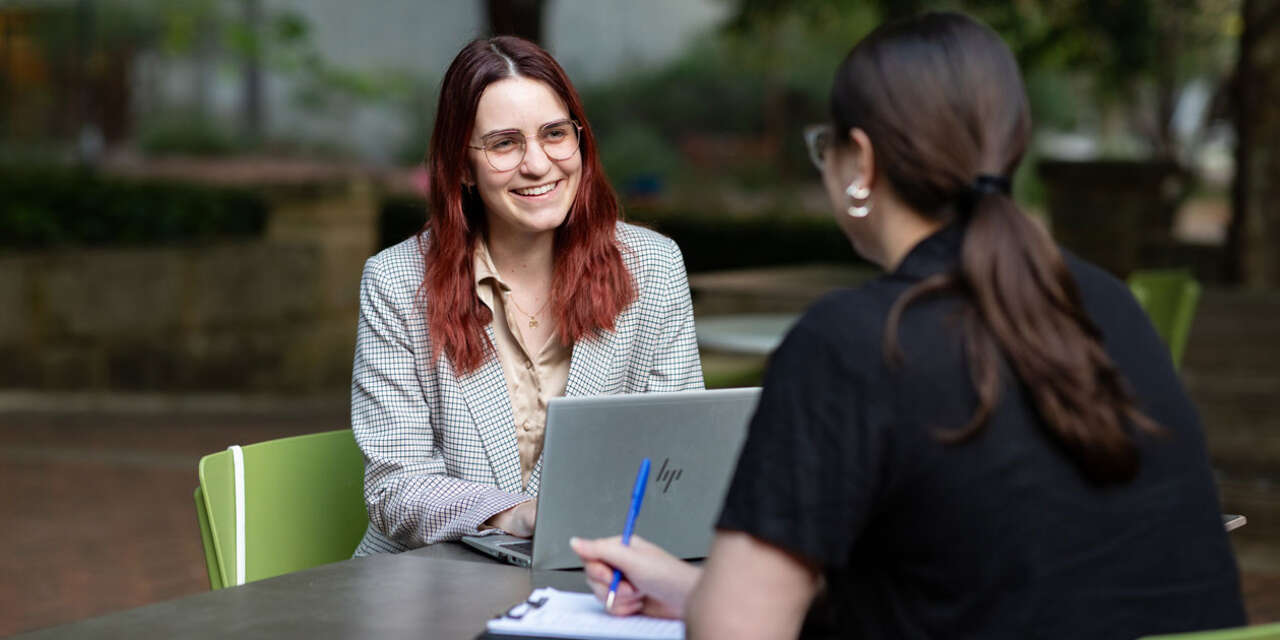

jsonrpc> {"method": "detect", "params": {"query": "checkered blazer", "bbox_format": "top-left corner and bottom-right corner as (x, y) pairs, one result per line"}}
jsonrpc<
(351, 222), (705, 556)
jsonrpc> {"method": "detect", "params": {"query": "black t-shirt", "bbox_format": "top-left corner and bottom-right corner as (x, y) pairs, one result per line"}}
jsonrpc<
(716, 225), (1245, 639)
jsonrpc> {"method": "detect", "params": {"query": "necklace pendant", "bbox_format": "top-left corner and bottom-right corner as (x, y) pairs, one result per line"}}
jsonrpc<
(528, 317), (538, 328)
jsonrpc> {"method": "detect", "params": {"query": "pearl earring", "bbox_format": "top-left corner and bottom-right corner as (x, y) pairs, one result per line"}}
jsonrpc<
(845, 182), (871, 218)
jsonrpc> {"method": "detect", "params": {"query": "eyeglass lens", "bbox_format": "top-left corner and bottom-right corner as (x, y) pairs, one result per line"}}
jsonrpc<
(806, 127), (831, 170)
(481, 121), (579, 171)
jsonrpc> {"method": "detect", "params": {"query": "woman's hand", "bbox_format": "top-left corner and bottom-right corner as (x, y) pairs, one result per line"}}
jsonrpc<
(570, 535), (701, 619)
(486, 499), (537, 537)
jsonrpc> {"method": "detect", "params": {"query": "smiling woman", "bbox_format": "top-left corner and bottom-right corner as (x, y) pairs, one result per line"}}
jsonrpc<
(347, 36), (705, 557)
(466, 78), (585, 257)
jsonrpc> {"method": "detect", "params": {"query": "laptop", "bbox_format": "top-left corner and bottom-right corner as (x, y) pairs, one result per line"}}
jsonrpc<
(462, 387), (761, 570)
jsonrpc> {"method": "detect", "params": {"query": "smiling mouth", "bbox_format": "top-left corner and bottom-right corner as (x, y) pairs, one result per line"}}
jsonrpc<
(511, 180), (560, 197)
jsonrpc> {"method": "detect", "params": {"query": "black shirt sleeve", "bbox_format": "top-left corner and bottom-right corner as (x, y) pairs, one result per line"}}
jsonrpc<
(715, 318), (888, 568)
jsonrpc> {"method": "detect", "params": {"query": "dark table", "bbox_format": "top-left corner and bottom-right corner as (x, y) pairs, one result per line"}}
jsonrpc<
(17, 544), (591, 639)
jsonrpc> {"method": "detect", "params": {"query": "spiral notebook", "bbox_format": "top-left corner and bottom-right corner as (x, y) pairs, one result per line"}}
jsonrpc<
(485, 588), (684, 639)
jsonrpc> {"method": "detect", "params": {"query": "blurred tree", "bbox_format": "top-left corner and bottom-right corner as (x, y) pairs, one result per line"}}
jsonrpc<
(730, 0), (1236, 160)
(6, 0), (154, 156)
(722, 0), (880, 176)
(239, 0), (263, 140)
(7, 0), (242, 153)
(5, 1), (396, 158)
(1227, 0), (1280, 286)
(486, 0), (545, 44)
(72, 0), (95, 164)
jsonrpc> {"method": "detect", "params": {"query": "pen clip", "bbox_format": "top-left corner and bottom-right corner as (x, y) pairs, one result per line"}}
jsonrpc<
(502, 594), (548, 620)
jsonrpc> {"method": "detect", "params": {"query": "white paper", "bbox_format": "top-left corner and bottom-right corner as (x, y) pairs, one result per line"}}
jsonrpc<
(487, 588), (684, 639)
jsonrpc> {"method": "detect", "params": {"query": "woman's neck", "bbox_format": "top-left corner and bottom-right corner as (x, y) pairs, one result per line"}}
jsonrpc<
(874, 199), (948, 271)
(485, 224), (556, 287)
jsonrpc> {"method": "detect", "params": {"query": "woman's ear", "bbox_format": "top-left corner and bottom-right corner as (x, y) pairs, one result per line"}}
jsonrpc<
(847, 127), (878, 191)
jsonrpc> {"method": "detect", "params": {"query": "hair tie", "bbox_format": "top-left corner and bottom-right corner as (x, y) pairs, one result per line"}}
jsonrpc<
(956, 174), (1012, 218)
(971, 174), (1011, 196)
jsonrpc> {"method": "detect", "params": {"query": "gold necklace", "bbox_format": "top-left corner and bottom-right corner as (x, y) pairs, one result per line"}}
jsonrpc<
(505, 291), (550, 328)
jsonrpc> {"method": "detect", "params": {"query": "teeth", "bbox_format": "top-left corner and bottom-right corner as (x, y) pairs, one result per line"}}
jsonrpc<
(514, 182), (555, 196)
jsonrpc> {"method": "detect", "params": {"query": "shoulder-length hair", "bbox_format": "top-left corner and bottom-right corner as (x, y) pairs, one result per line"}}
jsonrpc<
(422, 36), (634, 374)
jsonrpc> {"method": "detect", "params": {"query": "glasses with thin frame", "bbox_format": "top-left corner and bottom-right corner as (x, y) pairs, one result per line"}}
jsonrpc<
(469, 119), (582, 172)
(803, 123), (834, 172)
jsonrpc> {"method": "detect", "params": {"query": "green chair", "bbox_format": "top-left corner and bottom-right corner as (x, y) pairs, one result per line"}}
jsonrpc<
(194, 486), (225, 589)
(1140, 623), (1280, 639)
(1128, 268), (1202, 369)
(194, 429), (369, 589)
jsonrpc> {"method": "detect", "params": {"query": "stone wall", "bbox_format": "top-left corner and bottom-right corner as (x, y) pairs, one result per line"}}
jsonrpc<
(0, 178), (378, 393)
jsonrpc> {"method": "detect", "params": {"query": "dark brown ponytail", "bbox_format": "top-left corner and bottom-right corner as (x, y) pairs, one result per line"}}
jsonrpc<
(838, 13), (1159, 485)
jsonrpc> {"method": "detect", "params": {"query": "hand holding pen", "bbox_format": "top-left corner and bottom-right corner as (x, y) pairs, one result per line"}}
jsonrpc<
(570, 532), (701, 620)
(570, 457), (706, 619)
(607, 457), (651, 611)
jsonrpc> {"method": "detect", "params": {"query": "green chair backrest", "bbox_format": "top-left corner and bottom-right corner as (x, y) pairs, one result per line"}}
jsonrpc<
(1128, 268), (1202, 369)
(196, 429), (368, 588)
(193, 486), (225, 589)
(1140, 623), (1280, 639)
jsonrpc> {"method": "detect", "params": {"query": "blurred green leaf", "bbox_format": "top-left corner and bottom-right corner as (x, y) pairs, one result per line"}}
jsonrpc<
(273, 12), (309, 42)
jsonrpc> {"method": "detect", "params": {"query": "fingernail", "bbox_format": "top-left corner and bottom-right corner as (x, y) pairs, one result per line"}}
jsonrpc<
(569, 536), (581, 547)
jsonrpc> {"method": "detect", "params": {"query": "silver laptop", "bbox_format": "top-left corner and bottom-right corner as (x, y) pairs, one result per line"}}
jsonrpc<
(462, 387), (760, 570)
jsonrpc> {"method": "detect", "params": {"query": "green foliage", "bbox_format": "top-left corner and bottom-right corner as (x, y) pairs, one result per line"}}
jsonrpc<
(598, 126), (686, 191)
(581, 39), (770, 139)
(722, 0), (879, 98)
(392, 78), (441, 166)
(580, 6), (879, 185)
(0, 168), (268, 249)
(703, 364), (765, 389)
(26, 0), (222, 60)
(26, 1), (151, 54)
(1024, 69), (1085, 131)
(137, 112), (242, 157)
(272, 11), (310, 43)
(153, 1), (221, 54)
(723, 0), (1240, 158)
(728, 0), (1237, 92)
(15, 1), (408, 159)
(239, 9), (417, 120)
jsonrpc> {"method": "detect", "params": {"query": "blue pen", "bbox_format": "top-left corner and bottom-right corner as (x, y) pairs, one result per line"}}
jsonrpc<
(606, 457), (651, 612)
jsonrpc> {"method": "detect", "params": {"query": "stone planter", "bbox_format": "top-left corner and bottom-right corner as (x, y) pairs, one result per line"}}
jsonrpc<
(0, 167), (378, 393)
(1037, 159), (1188, 277)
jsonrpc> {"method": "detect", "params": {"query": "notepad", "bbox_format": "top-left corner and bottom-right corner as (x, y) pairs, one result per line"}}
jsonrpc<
(486, 587), (684, 639)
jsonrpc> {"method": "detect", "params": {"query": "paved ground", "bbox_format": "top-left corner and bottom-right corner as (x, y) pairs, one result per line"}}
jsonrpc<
(2, 396), (1278, 636)
(0, 400), (347, 636)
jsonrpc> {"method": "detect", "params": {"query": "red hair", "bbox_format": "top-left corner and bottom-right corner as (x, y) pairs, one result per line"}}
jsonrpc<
(421, 36), (634, 374)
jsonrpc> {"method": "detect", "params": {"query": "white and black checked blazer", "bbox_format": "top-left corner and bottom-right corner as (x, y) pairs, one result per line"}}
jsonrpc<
(351, 222), (705, 556)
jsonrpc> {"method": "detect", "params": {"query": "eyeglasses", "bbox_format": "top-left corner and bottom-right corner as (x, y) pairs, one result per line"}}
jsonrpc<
(468, 119), (582, 172)
(803, 123), (834, 172)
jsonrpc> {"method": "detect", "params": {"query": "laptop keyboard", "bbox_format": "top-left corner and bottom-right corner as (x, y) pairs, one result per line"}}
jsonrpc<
(502, 541), (534, 556)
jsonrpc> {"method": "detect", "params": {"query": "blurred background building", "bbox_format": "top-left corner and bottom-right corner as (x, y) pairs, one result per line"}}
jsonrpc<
(2, 0), (1279, 634)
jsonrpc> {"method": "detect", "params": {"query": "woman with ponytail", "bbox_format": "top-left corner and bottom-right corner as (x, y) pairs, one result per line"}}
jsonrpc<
(349, 36), (702, 556)
(572, 12), (1244, 638)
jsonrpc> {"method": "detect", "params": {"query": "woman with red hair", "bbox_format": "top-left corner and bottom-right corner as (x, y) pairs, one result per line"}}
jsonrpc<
(349, 36), (704, 555)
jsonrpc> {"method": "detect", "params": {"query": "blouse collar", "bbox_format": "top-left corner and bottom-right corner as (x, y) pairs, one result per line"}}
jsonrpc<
(890, 222), (965, 281)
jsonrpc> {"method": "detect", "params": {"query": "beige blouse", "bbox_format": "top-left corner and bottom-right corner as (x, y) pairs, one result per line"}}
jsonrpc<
(473, 241), (572, 490)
